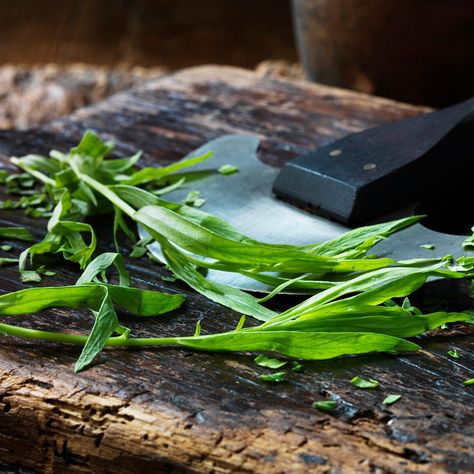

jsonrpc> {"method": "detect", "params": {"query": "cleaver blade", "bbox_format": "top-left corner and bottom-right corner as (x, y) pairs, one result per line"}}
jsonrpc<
(142, 134), (471, 292)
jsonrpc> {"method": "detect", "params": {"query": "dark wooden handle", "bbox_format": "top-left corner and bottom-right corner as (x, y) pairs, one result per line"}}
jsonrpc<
(273, 97), (474, 225)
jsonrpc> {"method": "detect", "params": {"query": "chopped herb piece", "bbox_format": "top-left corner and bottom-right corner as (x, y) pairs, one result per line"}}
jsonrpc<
(184, 190), (206, 207)
(259, 371), (286, 383)
(291, 361), (304, 372)
(440, 323), (449, 330)
(420, 244), (435, 250)
(36, 265), (57, 277)
(21, 270), (42, 283)
(463, 378), (474, 386)
(161, 274), (177, 283)
(130, 245), (148, 258)
(218, 164), (239, 176)
(0, 257), (18, 267)
(1, 245), (12, 251)
(447, 349), (460, 359)
(312, 400), (336, 412)
(235, 315), (246, 331)
(462, 227), (474, 250)
(0, 226), (35, 242)
(194, 320), (202, 337)
(383, 394), (401, 405)
(194, 198), (206, 207)
(351, 376), (379, 389)
(254, 354), (288, 369)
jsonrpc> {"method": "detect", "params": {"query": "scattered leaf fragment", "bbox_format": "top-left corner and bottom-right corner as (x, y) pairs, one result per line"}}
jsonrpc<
(291, 361), (304, 372)
(161, 274), (177, 283)
(351, 376), (379, 389)
(36, 265), (56, 277)
(0, 226), (35, 242)
(447, 349), (460, 359)
(194, 320), (202, 337)
(185, 190), (206, 207)
(254, 354), (288, 369)
(0, 257), (18, 267)
(383, 394), (401, 406)
(130, 245), (148, 258)
(420, 244), (435, 250)
(1, 245), (12, 251)
(462, 227), (474, 250)
(20, 270), (42, 283)
(259, 371), (286, 383)
(312, 400), (336, 412)
(463, 378), (474, 386)
(218, 164), (239, 176)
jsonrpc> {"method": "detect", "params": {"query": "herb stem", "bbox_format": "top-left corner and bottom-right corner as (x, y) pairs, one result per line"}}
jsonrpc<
(10, 158), (56, 186)
(70, 164), (136, 219)
(0, 322), (179, 347)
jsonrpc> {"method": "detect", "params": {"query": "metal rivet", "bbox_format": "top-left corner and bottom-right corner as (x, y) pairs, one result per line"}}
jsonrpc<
(363, 163), (376, 170)
(329, 149), (342, 157)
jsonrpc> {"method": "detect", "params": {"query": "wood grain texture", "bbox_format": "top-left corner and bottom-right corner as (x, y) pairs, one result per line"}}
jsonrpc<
(0, 66), (472, 473)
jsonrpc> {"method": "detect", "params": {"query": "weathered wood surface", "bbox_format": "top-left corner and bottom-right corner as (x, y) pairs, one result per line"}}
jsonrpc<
(0, 66), (472, 473)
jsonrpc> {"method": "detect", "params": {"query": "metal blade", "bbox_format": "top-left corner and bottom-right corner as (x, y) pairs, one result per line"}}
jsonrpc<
(142, 134), (471, 292)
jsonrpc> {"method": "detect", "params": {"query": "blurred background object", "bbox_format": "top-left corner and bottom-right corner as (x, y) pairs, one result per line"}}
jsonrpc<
(292, 0), (474, 107)
(0, 64), (166, 129)
(0, 0), (296, 68)
(0, 0), (298, 129)
(0, 0), (472, 129)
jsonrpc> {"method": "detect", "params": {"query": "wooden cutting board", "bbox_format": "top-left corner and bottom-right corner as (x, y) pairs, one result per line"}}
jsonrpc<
(0, 66), (472, 474)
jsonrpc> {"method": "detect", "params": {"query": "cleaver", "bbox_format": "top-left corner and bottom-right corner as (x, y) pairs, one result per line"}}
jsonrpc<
(144, 98), (474, 292)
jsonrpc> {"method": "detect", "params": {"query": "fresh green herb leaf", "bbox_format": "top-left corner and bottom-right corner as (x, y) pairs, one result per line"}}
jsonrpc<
(235, 315), (246, 331)
(1, 245), (12, 251)
(75, 289), (120, 372)
(194, 320), (202, 337)
(184, 190), (206, 207)
(463, 227), (474, 250)
(218, 164), (238, 176)
(291, 361), (304, 372)
(36, 265), (57, 277)
(0, 257), (18, 267)
(312, 400), (336, 412)
(351, 376), (379, 389)
(259, 371), (286, 383)
(420, 244), (435, 250)
(0, 226), (35, 242)
(383, 394), (401, 405)
(160, 274), (177, 283)
(463, 378), (474, 386)
(76, 252), (130, 287)
(254, 355), (288, 369)
(20, 270), (42, 283)
(130, 245), (148, 258)
(119, 151), (213, 186)
(447, 348), (460, 359)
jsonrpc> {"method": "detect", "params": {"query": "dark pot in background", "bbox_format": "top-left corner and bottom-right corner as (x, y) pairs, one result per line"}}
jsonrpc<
(292, 0), (474, 107)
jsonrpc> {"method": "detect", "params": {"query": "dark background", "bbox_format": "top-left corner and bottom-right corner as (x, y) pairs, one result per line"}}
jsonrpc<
(0, 0), (297, 68)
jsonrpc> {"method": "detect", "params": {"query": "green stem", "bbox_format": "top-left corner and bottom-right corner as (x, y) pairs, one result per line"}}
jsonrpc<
(70, 162), (136, 219)
(0, 322), (178, 347)
(10, 158), (56, 186)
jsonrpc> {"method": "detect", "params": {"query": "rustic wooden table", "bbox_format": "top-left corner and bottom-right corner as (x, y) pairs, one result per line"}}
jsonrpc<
(0, 66), (472, 473)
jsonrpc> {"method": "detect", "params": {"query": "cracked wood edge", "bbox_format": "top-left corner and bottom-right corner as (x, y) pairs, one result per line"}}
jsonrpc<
(0, 371), (455, 474)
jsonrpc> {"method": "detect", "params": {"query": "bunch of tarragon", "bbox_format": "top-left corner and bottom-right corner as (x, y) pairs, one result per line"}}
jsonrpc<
(0, 130), (472, 372)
